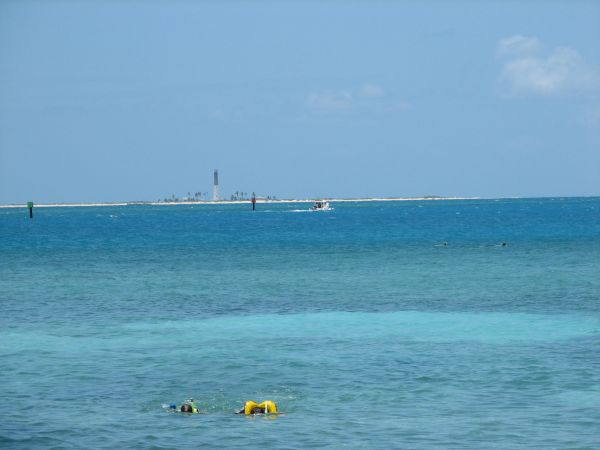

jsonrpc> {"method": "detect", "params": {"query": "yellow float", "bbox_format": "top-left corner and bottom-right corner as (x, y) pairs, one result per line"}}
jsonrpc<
(243, 400), (278, 415)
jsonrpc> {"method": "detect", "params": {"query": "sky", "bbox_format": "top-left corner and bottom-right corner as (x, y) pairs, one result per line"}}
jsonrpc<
(0, 0), (599, 203)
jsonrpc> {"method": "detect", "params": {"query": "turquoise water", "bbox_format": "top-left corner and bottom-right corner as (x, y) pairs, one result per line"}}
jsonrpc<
(1, 198), (599, 448)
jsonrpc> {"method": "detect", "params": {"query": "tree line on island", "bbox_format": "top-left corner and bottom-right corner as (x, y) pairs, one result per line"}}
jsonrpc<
(158, 191), (277, 203)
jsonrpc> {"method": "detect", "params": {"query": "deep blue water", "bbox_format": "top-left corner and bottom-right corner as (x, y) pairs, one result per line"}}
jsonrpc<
(1, 198), (599, 449)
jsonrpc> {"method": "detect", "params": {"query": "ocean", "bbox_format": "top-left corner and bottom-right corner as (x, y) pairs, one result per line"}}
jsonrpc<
(1, 198), (599, 449)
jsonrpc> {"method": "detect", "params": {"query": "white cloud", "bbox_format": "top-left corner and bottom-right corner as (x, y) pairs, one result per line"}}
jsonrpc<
(305, 90), (353, 110)
(359, 83), (384, 98)
(305, 83), (389, 111)
(497, 36), (599, 95)
(497, 35), (542, 57)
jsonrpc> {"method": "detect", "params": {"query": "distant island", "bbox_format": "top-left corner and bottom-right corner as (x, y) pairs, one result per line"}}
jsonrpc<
(0, 196), (474, 208)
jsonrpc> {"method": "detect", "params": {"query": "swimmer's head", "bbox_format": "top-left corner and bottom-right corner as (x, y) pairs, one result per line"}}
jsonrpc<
(181, 404), (193, 413)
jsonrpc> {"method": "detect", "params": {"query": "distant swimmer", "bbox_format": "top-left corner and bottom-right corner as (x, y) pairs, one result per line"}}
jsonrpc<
(500, 242), (507, 247)
(236, 400), (278, 415)
(169, 399), (201, 413)
(434, 242), (448, 247)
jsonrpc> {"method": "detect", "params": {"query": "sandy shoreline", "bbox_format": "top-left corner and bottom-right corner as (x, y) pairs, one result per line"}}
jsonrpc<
(0, 197), (482, 208)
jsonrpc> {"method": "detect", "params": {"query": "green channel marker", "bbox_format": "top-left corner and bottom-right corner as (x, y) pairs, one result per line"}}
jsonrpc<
(27, 201), (33, 218)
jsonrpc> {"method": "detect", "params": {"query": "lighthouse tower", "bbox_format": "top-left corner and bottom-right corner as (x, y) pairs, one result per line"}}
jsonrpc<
(212, 169), (220, 201)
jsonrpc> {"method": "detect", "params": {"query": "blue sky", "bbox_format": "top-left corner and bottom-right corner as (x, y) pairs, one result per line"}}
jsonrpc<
(1, 0), (599, 203)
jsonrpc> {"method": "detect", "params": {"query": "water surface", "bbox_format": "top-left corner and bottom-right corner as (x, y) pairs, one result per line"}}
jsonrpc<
(1, 198), (599, 448)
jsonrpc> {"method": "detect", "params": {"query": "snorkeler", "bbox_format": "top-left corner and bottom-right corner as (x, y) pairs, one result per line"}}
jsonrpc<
(235, 400), (278, 415)
(236, 406), (263, 415)
(169, 399), (201, 413)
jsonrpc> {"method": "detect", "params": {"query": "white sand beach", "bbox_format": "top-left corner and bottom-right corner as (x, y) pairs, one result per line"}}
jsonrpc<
(0, 197), (481, 208)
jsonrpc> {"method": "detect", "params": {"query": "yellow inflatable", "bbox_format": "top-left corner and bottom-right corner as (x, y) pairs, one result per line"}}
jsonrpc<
(243, 400), (277, 415)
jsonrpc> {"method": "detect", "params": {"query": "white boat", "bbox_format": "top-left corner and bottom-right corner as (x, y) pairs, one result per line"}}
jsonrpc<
(311, 200), (332, 211)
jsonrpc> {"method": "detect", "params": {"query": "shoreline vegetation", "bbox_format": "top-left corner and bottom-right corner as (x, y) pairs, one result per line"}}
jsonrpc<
(0, 196), (479, 208)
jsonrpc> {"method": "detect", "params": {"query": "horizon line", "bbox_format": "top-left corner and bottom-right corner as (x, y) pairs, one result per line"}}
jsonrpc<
(1, 195), (599, 209)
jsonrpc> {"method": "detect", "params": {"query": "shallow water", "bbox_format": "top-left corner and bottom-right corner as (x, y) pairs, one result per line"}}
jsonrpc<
(1, 198), (599, 448)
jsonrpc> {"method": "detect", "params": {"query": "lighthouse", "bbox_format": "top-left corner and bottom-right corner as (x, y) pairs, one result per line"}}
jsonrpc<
(212, 169), (220, 201)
